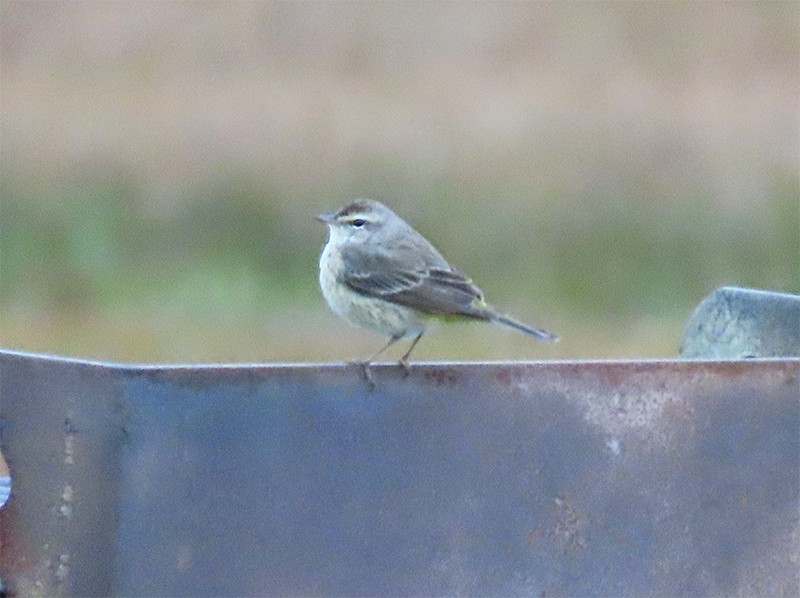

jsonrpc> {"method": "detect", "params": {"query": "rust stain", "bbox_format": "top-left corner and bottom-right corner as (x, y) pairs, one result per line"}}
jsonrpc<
(525, 526), (541, 546)
(495, 369), (511, 385)
(549, 495), (588, 554)
(0, 502), (34, 587)
(422, 368), (459, 387)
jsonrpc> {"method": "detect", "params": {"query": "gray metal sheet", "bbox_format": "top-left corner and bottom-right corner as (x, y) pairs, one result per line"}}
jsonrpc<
(1, 350), (798, 596)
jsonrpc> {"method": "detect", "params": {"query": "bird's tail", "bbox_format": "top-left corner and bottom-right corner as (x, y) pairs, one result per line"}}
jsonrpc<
(489, 311), (559, 342)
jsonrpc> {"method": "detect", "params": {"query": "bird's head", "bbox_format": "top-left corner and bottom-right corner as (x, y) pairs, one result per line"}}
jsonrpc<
(316, 198), (395, 244)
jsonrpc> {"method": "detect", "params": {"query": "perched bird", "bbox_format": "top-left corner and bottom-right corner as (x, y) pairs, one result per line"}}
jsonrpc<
(317, 198), (557, 384)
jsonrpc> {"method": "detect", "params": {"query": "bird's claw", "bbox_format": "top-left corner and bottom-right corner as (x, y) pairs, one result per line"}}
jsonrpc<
(347, 356), (411, 389)
(348, 360), (375, 390)
(398, 358), (412, 378)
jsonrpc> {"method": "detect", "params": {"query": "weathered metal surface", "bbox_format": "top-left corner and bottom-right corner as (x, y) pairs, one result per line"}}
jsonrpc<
(0, 451), (9, 510)
(0, 349), (798, 596)
(680, 286), (800, 358)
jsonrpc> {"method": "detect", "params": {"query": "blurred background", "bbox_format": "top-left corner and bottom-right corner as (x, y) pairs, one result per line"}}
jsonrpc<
(0, 1), (797, 364)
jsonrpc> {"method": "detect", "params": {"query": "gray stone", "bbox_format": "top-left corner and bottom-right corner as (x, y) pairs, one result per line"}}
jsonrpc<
(680, 286), (800, 358)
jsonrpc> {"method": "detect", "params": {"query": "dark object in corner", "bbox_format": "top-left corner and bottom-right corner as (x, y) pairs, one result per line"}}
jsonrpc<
(680, 286), (800, 358)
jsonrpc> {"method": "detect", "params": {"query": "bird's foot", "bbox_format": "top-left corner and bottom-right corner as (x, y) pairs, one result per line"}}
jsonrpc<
(348, 360), (375, 390)
(397, 357), (412, 378)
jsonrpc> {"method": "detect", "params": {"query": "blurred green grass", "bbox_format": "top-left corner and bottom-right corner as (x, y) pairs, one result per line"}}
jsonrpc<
(1, 2), (798, 363)
(2, 173), (796, 362)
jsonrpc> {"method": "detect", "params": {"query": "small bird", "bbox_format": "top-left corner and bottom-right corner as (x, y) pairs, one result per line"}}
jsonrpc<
(317, 198), (557, 385)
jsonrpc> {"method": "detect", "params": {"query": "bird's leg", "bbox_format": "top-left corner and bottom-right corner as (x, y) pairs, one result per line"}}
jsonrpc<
(358, 362), (375, 390)
(365, 333), (404, 362)
(352, 334), (403, 389)
(398, 332), (424, 376)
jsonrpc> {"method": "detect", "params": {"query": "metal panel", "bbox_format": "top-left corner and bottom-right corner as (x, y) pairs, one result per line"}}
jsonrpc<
(1, 350), (798, 596)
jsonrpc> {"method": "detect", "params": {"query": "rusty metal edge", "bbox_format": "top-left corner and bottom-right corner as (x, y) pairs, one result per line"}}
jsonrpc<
(1, 348), (798, 371)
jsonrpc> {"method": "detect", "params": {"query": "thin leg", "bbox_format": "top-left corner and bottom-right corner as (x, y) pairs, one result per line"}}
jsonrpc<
(398, 332), (424, 375)
(352, 334), (403, 389)
(366, 334), (403, 363)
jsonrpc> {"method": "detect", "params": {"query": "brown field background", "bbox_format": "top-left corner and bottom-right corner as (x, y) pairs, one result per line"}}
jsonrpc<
(1, 1), (798, 364)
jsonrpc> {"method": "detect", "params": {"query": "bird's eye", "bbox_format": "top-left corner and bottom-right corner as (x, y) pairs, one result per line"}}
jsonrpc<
(351, 219), (366, 227)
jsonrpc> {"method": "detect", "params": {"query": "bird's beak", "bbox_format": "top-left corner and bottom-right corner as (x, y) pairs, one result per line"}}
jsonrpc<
(316, 212), (335, 224)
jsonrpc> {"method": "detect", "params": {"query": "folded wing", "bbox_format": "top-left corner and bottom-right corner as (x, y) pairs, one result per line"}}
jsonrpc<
(340, 243), (489, 318)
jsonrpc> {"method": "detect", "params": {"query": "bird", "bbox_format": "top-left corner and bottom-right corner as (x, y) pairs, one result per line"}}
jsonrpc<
(317, 198), (557, 385)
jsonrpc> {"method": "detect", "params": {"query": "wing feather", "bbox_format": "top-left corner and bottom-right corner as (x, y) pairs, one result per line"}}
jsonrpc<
(340, 241), (487, 318)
